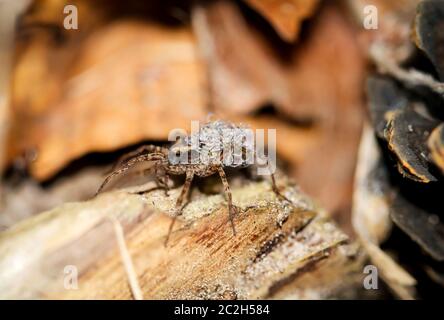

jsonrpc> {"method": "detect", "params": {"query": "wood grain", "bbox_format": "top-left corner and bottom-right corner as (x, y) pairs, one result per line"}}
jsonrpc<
(0, 179), (364, 299)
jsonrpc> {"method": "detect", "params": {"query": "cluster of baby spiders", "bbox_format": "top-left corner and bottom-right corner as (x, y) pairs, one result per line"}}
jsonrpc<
(97, 120), (290, 245)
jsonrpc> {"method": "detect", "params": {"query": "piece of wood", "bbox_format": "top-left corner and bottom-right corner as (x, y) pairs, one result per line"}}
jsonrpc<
(0, 178), (364, 299)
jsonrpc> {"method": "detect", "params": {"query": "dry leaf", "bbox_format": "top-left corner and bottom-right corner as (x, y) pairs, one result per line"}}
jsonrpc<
(281, 3), (366, 121)
(347, 0), (421, 63)
(282, 3), (365, 230)
(195, 1), (366, 121)
(9, 18), (208, 180)
(7, 1), (365, 236)
(243, 0), (319, 42)
(192, 1), (365, 229)
(192, 1), (285, 115)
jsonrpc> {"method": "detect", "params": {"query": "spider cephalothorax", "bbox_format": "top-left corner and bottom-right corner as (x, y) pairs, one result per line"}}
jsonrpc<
(169, 120), (256, 171)
(97, 119), (288, 245)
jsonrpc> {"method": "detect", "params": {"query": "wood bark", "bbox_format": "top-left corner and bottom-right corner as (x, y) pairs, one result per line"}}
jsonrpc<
(0, 179), (364, 299)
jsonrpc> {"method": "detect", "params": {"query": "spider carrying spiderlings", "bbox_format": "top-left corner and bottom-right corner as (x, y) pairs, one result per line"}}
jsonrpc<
(96, 119), (290, 245)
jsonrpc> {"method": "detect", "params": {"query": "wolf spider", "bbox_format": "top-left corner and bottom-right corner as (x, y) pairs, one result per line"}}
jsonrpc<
(97, 120), (289, 245)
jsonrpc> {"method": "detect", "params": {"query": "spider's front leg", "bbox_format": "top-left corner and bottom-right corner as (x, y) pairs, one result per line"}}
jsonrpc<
(96, 153), (165, 195)
(217, 166), (239, 236)
(270, 173), (292, 203)
(249, 163), (292, 203)
(109, 145), (167, 173)
(154, 164), (170, 197)
(165, 170), (194, 246)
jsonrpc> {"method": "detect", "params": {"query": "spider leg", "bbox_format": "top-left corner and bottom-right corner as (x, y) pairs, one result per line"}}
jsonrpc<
(96, 153), (165, 195)
(125, 165), (168, 195)
(271, 173), (292, 203)
(217, 166), (237, 236)
(249, 164), (292, 203)
(165, 170), (194, 246)
(154, 165), (170, 197)
(108, 145), (167, 173)
(162, 173), (171, 196)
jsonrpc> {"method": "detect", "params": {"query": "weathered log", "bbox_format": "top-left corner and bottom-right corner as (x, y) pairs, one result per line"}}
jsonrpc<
(0, 178), (364, 299)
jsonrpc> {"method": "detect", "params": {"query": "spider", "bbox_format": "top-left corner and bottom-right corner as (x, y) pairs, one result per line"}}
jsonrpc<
(96, 120), (290, 245)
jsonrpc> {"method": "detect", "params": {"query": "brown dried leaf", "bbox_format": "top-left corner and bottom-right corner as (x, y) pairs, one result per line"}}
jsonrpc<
(243, 0), (319, 42)
(7, 0), (365, 232)
(192, 1), (284, 115)
(192, 1), (365, 226)
(242, 115), (320, 166)
(9, 20), (208, 180)
(198, 1), (366, 121)
(281, 3), (366, 121)
(348, 0), (421, 63)
(277, 5), (366, 225)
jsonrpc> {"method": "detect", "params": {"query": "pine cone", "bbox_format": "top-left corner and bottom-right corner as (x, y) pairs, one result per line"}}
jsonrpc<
(366, 0), (444, 298)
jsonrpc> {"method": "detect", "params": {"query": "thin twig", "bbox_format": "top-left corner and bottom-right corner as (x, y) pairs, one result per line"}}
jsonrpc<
(110, 217), (143, 300)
